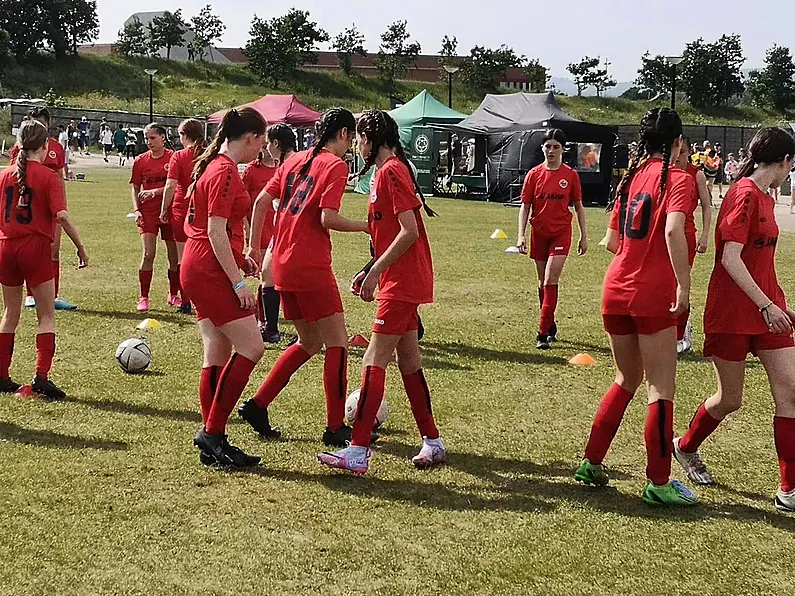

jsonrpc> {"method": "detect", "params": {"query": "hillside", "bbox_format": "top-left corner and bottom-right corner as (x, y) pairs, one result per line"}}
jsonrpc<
(0, 55), (788, 127)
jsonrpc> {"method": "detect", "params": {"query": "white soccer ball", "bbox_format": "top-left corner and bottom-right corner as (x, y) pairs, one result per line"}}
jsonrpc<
(345, 388), (389, 428)
(115, 338), (152, 374)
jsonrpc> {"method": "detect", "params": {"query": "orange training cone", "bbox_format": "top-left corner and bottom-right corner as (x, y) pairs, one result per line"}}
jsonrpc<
(349, 334), (370, 348)
(569, 353), (597, 366)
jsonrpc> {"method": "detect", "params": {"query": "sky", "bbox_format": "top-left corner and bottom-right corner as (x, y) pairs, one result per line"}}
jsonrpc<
(95, 0), (789, 81)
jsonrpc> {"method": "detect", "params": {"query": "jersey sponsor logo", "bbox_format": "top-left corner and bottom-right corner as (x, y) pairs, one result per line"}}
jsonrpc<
(539, 192), (566, 202)
(374, 318), (385, 326)
(559, 179), (569, 189)
(753, 235), (778, 249)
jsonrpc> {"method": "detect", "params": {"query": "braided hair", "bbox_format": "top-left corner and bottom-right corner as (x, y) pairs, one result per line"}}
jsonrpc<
(297, 107), (356, 179)
(356, 109), (436, 217)
(187, 107), (267, 199)
(14, 120), (48, 207)
(736, 127), (795, 179)
(607, 107), (682, 212)
(267, 124), (298, 165)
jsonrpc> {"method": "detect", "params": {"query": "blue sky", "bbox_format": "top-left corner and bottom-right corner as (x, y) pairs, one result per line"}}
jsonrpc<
(95, 0), (788, 80)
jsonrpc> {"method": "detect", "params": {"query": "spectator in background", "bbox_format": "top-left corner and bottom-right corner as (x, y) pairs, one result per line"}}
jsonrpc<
(114, 124), (127, 166)
(714, 143), (725, 198)
(77, 116), (90, 155)
(451, 134), (462, 174)
(100, 124), (113, 163)
(58, 125), (70, 179)
(124, 127), (137, 165)
(703, 149), (720, 206)
(67, 120), (79, 156)
(724, 153), (739, 186)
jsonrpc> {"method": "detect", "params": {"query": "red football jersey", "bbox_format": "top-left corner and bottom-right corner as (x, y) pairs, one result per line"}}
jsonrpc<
(369, 157), (433, 304)
(166, 147), (198, 220)
(184, 155), (251, 267)
(9, 138), (66, 174)
(704, 178), (786, 334)
(130, 149), (173, 214)
(0, 161), (67, 240)
(242, 160), (278, 247)
(602, 158), (696, 317)
(681, 163), (701, 238)
(521, 164), (582, 237)
(265, 150), (348, 292)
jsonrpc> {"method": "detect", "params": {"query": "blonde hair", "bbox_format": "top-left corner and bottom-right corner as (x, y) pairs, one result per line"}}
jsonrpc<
(15, 120), (49, 206)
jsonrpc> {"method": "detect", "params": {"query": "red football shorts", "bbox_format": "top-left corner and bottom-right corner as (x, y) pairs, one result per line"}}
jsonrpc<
(181, 241), (253, 327)
(281, 286), (343, 323)
(703, 332), (795, 362)
(170, 212), (188, 243)
(372, 300), (420, 335)
(603, 314), (677, 336)
(138, 211), (174, 240)
(530, 230), (571, 261)
(0, 236), (55, 288)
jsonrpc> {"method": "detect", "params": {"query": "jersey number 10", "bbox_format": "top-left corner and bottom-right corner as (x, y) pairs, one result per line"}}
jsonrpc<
(618, 192), (652, 240)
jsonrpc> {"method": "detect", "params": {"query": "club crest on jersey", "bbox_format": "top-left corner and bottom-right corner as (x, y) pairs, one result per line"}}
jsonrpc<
(370, 190), (378, 204)
(48, 150), (57, 160)
(559, 179), (569, 189)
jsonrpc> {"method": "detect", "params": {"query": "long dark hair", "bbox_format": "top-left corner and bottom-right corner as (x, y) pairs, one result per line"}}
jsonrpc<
(14, 120), (49, 206)
(542, 128), (567, 146)
(297, 108), (355, 178)
(267, 124), (298, 165)
(736, 127), (795, 179)
(179, 118), (207, 153)
(608, 107), (682, 211)
(356, 109), (436, 217)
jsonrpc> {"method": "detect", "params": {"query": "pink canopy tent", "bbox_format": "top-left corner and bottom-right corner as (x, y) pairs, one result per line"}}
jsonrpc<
(207, 94), (320, 127)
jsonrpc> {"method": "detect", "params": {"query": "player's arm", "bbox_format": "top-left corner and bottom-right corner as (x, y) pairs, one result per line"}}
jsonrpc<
(358, 211), (419, 302)
(574, 201), (588, 256)
(56, 210), (88, 267)
(602, 228), (619, 254)
(321, 208), (369, 233)
(248, 187), (275, 259)
(208, 215), (256, 310)
(695, 170), (712, 253)
(131, 184), (142, 212)
(665, 211), (690, 316)
(161, 179), (178, 220)
(517, 174), (532, 253)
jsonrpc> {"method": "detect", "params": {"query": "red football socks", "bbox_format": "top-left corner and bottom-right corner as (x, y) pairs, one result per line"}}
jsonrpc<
(35, 332), (56, 380)
(253, 344), (312, 408)
(167, 268), (180, 297)
(402, 369), (440, 439)
(199, 365), (220, 424)
(583, 383), (634, 464)
(323, 347), (348, 431)
(774, 417), (795, 492)
(645, 399), (674, 486)
(139, 269), (153, 299)
(206, 353), (257, 435)
(539, 284), (558, 336)
(678, 403), (722, 453)
(53, 260), (60, 298)
(0, 333), (14, 379)
(352, 366), (386, 447)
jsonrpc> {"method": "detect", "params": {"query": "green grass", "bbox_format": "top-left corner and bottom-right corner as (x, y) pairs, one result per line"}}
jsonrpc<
(2, 168), (795, 595)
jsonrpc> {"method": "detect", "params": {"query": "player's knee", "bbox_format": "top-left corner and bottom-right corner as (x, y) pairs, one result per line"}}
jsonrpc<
(716, 389), (743, 414)
(396, 355), (421, 375)
(615, 370), (643, 393)
(299, 338), (323, 356)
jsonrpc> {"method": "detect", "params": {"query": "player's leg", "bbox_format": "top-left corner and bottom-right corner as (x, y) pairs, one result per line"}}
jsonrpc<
(314, 311), (354, 443)
(577, 326), (644, 486)
(29, 279), (64, 400)
(0, 282), (24, 392)
(164, 237), (181, 308)
(637, 326), (699, 506)
(51, 224), (76, 310)
(259, 252), (281, 343)
(533, 258), (550, 349)
(540, 254), (568, 343)
(137, 233), (157, 311)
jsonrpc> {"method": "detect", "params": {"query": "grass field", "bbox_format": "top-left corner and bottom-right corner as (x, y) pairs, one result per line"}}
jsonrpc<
(1, 168), (795, 595)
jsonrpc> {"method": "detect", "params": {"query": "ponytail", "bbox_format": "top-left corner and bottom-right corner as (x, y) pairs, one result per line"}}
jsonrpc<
(735, 157), (757, 179)
(298, 108), (355, 179)
(16, 150), (29, 207)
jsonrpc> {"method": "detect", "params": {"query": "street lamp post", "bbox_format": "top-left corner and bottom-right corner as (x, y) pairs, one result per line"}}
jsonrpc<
(144, 69), (158, 122)
(665, 56), (683, 112)
(443, 64), (460, 175)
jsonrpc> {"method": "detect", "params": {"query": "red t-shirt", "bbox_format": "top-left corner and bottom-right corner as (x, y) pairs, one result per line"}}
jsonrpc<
(520, 164), (582, 237)
(9, 138), (66, 174)
(704, 178), (786, 335)
(265, 149), (347, 292)
(184, 155), (251, 268)
(602, 158), (696, 317)
(0, 161), (67, 241)
(130, 149), (173, 215)
(681, 163), (701, 239)
(242, 160), (278, 247)
(166, 147), (198, 220)
(369, 157), (433, 304)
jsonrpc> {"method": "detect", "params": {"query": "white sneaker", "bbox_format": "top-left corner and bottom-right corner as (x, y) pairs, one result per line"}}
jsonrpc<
(775, 488), (795, 513)
(673, 437), (715, 486)
(24, 296), (36, 308)
(317, 444), (371, 475)
(412, 436), (446, 469)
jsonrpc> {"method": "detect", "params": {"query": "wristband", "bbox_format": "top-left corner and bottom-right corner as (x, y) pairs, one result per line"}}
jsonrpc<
(760, 301), (774, 312)
(233, 280), (246, 291)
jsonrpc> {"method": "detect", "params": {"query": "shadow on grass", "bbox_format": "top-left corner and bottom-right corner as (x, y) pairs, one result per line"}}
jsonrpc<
(77, 309), (191, 326)
(420, 341), (569, 366)
(70, 396), (202, 424)
(0, 420), (127, 451)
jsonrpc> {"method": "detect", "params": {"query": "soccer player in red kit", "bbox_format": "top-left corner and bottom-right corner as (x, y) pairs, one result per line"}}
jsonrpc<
(517, 129), (588, 350)
(317, 110), (444, 474)
(129, 123), (176, 312)
(673, 127), (795, 513)
(249, 124), (298, 344)
(240, 108), (370, 447)
(161, 118), (207, 315)
(673, 136), (712, 354)
(0, 120), (87, 400)
(574, 108), (699, 506)
(181, 107), (267, 467)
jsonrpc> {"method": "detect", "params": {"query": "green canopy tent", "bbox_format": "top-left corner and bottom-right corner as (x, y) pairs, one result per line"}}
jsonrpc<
(355, 90), (467, 194)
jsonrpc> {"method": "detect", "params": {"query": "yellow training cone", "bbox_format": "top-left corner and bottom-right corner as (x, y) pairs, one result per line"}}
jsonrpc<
(491, 229), (508, 240)
(137, 318), (164, 332)
(569, 353), (597, 366)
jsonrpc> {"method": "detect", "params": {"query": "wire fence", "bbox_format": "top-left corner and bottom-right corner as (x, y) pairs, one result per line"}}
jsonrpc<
(617, 124), (769, 155)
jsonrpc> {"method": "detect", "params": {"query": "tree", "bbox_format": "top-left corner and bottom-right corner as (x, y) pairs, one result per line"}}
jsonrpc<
(747, 44), (795, 113)
(0, 0), (97, 60)
(333, 24), (366, 75)
(635, 52), (673, 97)
(438, 34), (458, 80)
(245, 9), (328, 88)
(679, 34), (745, 108)
(189, 5), (225, 62)
(460, 45), (525, 90)
(63, 0), (99, 55)
(567, 56), (601, 96)
(374, 21), (421, 87)
(585, 62), (616, 98)
(0, 28), (9, 67)
(115, 17), (148, 58)
(0, 0), (48, 60)
(524, 58), (549, 92)
(148, 9), (187, 60)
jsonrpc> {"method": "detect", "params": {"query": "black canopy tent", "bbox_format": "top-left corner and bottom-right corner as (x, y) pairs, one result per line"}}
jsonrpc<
(435, 93), (617, 204)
